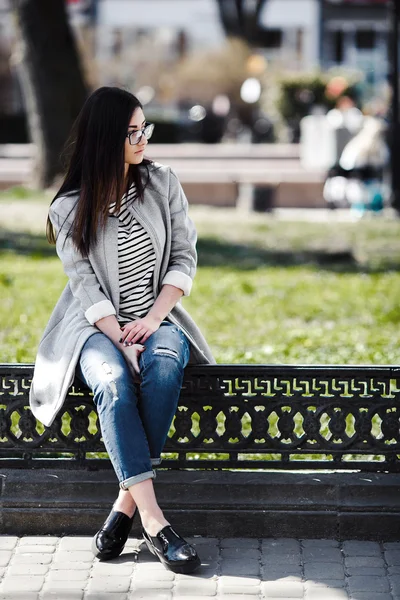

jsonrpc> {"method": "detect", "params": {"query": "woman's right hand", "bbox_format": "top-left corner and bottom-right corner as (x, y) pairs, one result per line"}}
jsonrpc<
(122, 343), (146, 376)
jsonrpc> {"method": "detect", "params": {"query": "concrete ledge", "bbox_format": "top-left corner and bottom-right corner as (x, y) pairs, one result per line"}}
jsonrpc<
(1, 469), (399, 540)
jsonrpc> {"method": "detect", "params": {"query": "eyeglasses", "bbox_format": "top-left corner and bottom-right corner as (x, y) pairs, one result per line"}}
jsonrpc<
(126, 122), (155, 146)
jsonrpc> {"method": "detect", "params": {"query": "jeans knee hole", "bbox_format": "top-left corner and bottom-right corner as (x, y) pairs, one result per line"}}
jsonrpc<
(101, 362), (119, 401)
(153, 347), (179, 360)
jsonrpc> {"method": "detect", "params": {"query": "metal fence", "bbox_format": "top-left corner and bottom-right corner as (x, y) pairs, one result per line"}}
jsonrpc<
(1, 363), (400, 471)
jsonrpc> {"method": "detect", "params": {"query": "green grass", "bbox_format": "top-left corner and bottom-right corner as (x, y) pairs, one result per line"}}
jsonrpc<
(1, 204), (400, 364)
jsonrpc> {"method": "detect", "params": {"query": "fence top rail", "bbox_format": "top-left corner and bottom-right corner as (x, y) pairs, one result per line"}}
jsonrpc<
(1, 363), (400, 377)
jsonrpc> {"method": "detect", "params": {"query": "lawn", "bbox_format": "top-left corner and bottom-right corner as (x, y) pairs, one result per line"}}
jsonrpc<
(1, 193), (400, 366)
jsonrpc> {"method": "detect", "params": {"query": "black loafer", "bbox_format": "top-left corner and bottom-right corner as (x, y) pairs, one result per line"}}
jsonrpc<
(92, 508), (136, 561)
(142, 525), (201, 574)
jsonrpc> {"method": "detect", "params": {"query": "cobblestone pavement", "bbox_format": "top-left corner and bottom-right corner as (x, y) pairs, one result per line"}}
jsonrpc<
(0, 536), (399, 599)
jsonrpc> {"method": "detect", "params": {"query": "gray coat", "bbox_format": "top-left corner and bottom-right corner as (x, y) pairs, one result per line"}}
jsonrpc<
(29, 163), (215, 427)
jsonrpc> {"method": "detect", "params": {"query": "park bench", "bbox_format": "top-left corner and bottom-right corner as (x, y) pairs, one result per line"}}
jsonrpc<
(0, 363), (399, 540)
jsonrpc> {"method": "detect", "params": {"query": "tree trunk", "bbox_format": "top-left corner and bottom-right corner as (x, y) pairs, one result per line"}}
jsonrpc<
(216, 0), (266, 41)
(11, 0), (88, 188)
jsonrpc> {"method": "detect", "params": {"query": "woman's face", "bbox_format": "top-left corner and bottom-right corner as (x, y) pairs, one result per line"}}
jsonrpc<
(124, 107), (148, 166)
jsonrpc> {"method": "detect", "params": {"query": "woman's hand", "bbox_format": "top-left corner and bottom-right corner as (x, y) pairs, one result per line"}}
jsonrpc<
(119, 315), (162, 346)
(122, 343), (146, 376)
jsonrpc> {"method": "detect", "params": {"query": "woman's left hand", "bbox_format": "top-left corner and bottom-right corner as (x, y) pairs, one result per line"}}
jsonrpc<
(119, 315), (162, 346)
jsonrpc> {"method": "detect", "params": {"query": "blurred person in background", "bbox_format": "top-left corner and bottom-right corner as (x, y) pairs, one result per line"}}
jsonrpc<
(29, 86), (215, 573)
(323, 114), (389, 212)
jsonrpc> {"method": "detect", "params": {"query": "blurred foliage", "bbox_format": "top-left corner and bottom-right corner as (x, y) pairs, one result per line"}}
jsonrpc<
(274, 72), (358, 141)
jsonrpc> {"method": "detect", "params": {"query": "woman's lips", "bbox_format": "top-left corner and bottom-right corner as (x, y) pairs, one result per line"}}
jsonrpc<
(135, 148), (145, 154)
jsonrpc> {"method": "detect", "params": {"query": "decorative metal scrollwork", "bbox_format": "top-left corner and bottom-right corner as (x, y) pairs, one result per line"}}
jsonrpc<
(0, 364), (400, 471)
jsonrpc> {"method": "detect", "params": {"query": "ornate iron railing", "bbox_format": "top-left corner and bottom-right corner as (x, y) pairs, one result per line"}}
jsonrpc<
(1, 363), (400, 471)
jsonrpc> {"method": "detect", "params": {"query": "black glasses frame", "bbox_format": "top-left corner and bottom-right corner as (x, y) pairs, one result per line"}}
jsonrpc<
(126, 122), (155, 146)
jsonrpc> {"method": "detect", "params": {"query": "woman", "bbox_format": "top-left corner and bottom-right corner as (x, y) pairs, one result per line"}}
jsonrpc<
(29, 86), (215, 573)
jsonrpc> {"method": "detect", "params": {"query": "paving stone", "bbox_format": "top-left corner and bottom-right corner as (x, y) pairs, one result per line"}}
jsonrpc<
(46, 569), (90, 581)
(218, 584), (260, 595)
(42, 579), (87, 590)
(347, 575), (390, 593)
(0, 537), (18, 550)
(262, 553), (301, 566)
(305, 580), (345, 589)
(92, 563), (134, 577)
(218, 576), (261, 586)
(173, 579), (217, 595)
(263, 575), (303, 584)
(0, 551), (12, 567)
(53, 550), (94, 563)
(384, 542), (400, 551)
(221, 547), (260, 559)
(346, 566), (386, 577)
(126, 592), (171, 599)
(349, 595), (393, 600)
(302, 547), (343, 563)
(8, 564), (49, 576)
(0, 594), (38, 600)
(261, 565), (303, 579)
(58, 537), (94, 551)
(50, 561), (93, 570)
(187, 537), (219, 546)
(194, 548), (219, 561)
(132, 580), (174, 590)
(217, 596), (259, 600)
(134, 561), (173, 572)
(261, 581), (304, 598)
(304, 561), (345, 579)
(342, 541), (382, 557)
(302, 539), (339, 548)
(18, 536), (58, 546)
(86, 577), (131, 593)
(220, 539), (260, 549)
(385, 550), (400, 565)
(344, 556), (384, 568)
(220, 559), (261, 576)
(41, 593), (84, 600)
(85, 594), (127, 600)
(10, 553), (53, 565)
(174, 570), (217, 581)
(262, 540), (301, 553)
(390, 575), (400, 594)
(15, 544), (55, 554)
(305, 589), (349, 599)
(0, 575), (45, 592)
(133, 568), (174, 581)
(389, 566), (400, 575)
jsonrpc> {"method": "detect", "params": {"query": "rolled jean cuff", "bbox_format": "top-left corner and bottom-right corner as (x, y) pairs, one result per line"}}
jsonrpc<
(151, 457), (162, 466)
(119, 470), (155, 490)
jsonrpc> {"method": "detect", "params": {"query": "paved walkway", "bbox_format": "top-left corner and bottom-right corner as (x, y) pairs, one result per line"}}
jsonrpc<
(0, 535), (399, 599)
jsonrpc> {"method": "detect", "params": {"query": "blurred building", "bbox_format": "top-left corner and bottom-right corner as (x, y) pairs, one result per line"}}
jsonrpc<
(257, 0), (321, 70)
(320, 0), (389, 90)
(95, 0), (224, 62)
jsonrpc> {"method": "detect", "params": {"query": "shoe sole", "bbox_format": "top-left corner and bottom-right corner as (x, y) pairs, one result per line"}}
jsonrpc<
(143, 537), (201, 574)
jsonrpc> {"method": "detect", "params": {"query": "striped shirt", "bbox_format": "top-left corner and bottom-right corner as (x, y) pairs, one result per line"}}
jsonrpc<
(109, 186), (156, 324)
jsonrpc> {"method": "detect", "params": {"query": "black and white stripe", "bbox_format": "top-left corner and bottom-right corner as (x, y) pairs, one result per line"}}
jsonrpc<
(109, 187), (156, 324)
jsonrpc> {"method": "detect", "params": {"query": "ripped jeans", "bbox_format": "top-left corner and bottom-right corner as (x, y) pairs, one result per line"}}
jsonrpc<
(76, 322), (190, 490)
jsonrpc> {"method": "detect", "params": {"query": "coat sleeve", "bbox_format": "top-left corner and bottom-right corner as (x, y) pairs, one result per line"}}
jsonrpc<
(49, 202), (116, 325)
(161, 168), (197, 297)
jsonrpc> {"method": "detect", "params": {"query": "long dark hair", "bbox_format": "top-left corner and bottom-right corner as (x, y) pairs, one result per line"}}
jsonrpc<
(46, 86), (151, 255)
